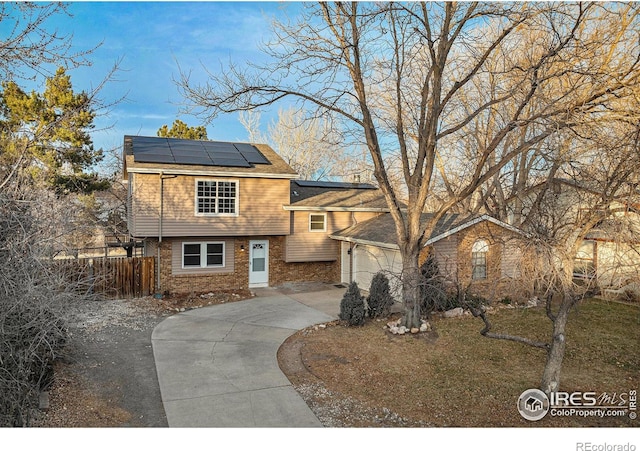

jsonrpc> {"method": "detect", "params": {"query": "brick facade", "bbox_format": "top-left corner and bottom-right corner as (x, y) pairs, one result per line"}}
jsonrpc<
(454, 221), (529, 302)
(150, 235), (340, 295)
(269, 236), (340, 286)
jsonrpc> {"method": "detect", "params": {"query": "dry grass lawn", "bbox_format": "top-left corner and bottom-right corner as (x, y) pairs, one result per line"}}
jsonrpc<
(281, 297), (639, 427)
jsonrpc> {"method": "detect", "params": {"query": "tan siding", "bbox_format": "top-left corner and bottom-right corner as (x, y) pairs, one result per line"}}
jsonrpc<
(129, 174), (290, 237)
(130, 173), (160, 237)
(433, 236), (458, 281)
(171, 238), (235, 275)
(285, 211), (380, 262)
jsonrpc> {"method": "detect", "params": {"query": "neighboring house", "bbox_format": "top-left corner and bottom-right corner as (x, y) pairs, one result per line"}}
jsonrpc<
(330, 213), (527, 302)
(123, 135), (388, 294)
(506, 177), (640, 292)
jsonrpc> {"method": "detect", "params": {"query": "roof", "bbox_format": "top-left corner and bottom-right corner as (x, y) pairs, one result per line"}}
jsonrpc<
(286, 180), (390, 211)
(330, 213), (524, 250)
(123, 135), (298, 179)
(506, 177), (604, 204)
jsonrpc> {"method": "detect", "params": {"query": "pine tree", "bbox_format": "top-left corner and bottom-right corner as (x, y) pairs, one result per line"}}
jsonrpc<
(339, 281), (366, 326)
(367, 272), (394, 318)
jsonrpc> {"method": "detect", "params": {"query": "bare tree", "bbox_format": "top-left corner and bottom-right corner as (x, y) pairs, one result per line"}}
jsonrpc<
(468, 116), (640, 394)
(178, 2), (640, 333)
(239, 108), (371, 181)
(0, 2), (120, 425)
(0, 174), (100, 426)
(0, 2), (95, 80)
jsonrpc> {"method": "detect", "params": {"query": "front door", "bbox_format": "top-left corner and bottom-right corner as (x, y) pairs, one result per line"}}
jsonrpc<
(249, 240), (269, 287)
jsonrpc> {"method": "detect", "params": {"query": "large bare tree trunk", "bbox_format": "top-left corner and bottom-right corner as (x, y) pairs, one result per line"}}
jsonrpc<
(400, 244), (422, 329)
(540, 298), (571, 395)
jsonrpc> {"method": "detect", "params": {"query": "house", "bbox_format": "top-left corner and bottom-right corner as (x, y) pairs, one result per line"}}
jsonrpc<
(524, 396), (544, 413)
(330, 213), (528, 302)
(506, 177), (640, 293)
(123, 135), (388, 294)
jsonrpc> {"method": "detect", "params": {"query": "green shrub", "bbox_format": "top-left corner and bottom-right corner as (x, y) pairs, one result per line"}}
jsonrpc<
(339, 281), (366, 326)
(500, 296), (512, 305)
(367, 272), (394, 319)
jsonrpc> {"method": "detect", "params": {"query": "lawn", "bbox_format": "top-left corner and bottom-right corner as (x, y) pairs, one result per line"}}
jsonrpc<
(282, 297), (639, 427)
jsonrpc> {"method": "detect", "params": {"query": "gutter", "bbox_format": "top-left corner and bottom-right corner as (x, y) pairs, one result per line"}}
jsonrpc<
(128, 166), (298, 180)
(284, 206), (390, 212)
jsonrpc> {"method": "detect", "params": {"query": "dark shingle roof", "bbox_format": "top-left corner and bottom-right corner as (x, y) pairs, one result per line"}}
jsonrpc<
(289, 180), (389, 210)
(330, 213), (523, 248)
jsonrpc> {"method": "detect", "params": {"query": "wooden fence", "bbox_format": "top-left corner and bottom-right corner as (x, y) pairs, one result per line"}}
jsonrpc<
(63, 256), (156, 299)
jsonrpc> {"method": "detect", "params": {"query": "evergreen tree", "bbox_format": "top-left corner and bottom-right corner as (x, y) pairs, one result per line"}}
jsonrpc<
(157, 119), (208, 140)
(339, 281), (366, 326)
(367, 272), (394, 318)
(0, 67), (106, 193)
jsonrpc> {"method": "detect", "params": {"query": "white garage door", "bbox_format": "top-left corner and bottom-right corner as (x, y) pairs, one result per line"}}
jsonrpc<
(353, 244), (403, 299)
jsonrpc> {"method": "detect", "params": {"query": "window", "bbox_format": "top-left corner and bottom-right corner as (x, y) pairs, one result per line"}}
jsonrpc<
(309, 213), (327, 232)
(182, 242), (225, 268)
(471, 239), (489, 280)
(196, 180), (238, 215)
(573, 240), (595, 279)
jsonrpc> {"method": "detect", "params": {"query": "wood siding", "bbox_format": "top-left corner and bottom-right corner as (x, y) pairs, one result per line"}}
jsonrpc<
(285, 211), (380, 262)
(129, 173), (290, 237)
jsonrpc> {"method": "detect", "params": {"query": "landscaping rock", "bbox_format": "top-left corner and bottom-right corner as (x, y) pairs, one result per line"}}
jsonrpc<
(527, 297), (540, 308)
(410, 327), (419, 334)
(443, 307), (464, 318)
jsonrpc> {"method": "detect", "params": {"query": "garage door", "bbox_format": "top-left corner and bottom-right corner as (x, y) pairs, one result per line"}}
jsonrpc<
(353, 244), (403, 298)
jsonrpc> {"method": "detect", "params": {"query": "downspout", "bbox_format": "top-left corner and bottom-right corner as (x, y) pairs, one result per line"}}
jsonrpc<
(157, 172), (177, 296)
(157, 172), (164, 295)
(351, 243), (357, 283)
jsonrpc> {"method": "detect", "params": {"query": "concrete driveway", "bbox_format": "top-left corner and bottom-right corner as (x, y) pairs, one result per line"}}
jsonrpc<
(151, 284), (344, 427)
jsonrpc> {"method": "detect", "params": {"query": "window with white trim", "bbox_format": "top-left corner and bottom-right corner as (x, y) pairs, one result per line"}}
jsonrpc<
(196, 180), (238, 215)
(573, 240), (595, 279)
(471, 239), (489, 280)
(182, 242), (225, 268)
(309, 213), (327, 232)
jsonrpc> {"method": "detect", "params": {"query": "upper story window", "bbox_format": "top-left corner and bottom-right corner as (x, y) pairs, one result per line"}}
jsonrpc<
(196, 179), (238, 216)
(309, 213), (327, 232)
(471, 239), (489, 280)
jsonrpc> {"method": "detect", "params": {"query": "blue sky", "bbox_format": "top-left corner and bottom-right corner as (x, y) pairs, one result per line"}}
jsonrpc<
(26, 1), (303, 171)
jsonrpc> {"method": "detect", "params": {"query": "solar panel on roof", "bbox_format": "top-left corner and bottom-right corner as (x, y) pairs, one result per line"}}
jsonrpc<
(294, 180), (376, 189)
(135, 154), (176, 163)
(235, 143), (271, 165)
(129, 136), (272, 168)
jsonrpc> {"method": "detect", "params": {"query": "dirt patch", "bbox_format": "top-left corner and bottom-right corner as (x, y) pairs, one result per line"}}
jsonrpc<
(32, 290), (251, 427)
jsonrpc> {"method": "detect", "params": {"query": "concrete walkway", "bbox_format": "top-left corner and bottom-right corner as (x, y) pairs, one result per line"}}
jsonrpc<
(151, 285), (343, 427)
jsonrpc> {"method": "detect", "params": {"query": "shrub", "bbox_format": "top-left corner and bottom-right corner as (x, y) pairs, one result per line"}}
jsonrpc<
(367, 272), (394, 319)
(0, 295), (67, 427)
(339, 281), (366, 326)
(419, 254), (448, 315)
